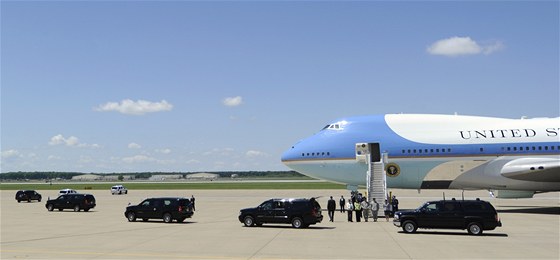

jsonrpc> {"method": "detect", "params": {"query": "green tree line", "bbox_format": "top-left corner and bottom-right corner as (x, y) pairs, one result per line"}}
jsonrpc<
(0, 171), (307, 180)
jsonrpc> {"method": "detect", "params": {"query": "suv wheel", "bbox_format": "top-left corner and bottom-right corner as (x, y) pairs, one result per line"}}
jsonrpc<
(467, 222), (483, 235)
(47, 204), (54, 211)
(402, 220), (417, 233)
(74, 205), (81, 212)
(127, 212), (136, 222)
(291, 217), (304, 229)
(163, 213), (172, 223)
(243, 216), (255, 227)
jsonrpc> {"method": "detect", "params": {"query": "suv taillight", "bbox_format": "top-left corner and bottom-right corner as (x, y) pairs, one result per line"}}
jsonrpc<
(178, 206), (184, 212)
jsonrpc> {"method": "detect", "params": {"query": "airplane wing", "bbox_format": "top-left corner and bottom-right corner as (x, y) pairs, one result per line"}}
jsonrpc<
(501, 158), (560, 182)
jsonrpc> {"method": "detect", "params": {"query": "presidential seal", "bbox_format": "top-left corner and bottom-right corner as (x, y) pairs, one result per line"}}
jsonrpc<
(385, 163), (400, 177)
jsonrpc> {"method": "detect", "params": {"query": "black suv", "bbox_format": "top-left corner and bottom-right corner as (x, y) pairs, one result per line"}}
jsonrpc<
(393, 199), (502, 235)
(239, 198), (323, 228)
(125, 197), (194, 223)
(45, 194), (96, 212)
(15, 190), (42, 203)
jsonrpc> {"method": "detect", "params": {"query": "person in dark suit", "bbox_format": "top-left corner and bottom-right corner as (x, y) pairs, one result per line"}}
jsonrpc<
(339, 195), (345, 212)
(327, 196), (336, 222)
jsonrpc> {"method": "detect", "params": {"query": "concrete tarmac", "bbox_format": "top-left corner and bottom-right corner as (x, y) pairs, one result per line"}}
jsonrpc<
(1, 189), (559, 259)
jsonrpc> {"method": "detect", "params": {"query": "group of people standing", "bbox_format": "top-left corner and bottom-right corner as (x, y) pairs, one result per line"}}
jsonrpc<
(327, 193), (399, 223)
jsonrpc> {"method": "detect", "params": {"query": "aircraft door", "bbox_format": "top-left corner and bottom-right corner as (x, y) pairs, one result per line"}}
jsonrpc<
(369, 143), (381, 162)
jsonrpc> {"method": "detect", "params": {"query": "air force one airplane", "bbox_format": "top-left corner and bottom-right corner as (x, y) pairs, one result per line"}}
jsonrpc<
(281, 114), (560, 198)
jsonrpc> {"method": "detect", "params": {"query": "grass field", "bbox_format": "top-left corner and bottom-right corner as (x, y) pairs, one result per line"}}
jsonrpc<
(0, 181), (346, 191)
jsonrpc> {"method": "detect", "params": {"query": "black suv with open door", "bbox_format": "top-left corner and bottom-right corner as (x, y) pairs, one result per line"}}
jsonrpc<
(15, 190), (42, 203)
(125, 197), (194, 223)
(239, 198), (323, 228)
(45, 194), (96, 212)
(393, 198), (502, 235)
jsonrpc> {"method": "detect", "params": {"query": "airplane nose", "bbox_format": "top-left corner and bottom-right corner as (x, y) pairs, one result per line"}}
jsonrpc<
(281, 140), (302, 163)
(281, 146), (296, 163)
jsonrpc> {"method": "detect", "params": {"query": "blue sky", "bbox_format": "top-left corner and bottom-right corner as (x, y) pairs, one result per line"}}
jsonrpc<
(1, 1), (558, 173)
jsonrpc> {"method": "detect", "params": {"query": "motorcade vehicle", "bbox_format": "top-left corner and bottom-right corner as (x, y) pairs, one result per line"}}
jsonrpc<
(238, 198), (323, 228)
(58, 189), (77, 196)
(45, 194), (96, 212)
(15, 190), (42, 203)
(125, 197), (194, 223)
(111, 185), (128, 195)
(393, 198), (502, 235)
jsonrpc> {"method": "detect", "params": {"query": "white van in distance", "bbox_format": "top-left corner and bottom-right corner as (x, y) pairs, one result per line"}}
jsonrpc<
(111, 185), (128, 195)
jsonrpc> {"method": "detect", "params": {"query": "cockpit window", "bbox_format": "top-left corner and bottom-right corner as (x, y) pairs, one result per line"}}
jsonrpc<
(321, 121), (347, 131)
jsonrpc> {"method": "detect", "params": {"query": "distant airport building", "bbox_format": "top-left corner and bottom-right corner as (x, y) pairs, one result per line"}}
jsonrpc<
(149, 174), (182, 181)
(186, 173), (219, 180)
(71, 174), (134, 181)
(71, 174), (102, 181)
(103, 175), (135, 181)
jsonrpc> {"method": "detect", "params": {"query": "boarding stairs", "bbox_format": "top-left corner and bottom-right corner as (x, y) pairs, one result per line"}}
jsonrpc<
(356, 143), (387, 217)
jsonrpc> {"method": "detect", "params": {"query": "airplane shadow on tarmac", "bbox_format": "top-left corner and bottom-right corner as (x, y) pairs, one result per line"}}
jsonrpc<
(497, 206), (560, 215)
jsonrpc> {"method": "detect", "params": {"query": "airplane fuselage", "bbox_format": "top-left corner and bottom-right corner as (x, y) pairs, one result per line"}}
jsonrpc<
(281, 114), (560, 192)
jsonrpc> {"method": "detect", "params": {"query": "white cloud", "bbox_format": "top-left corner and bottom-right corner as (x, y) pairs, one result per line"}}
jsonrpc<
(49, 134), (78, 146)
(1, 149), (21, 159)
(95, 99), (173, 115)
(482, 41), (505, 55)
(203, 148), (235, 156)
(427, 36), (504, 57)
(128, 143), (142, 149)
(47, 155), (62, 160)
(79, 156), (93, 163)
(122, 155), (156, 163)
(156, 148), (171, 154)
(246, 150), (268, 158)
(223, 96), (243, 107)
(186, 159), (201, 164)
(48, 134), (99, 148)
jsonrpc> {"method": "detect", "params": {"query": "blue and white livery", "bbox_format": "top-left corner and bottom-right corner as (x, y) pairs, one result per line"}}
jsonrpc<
(281, 114), (560, 197)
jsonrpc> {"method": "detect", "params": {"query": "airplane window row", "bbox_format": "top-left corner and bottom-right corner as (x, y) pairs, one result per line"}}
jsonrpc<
(401, 148), (452, 154)
(301, 152), (331, 157)
(501, 146), (559, 152)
